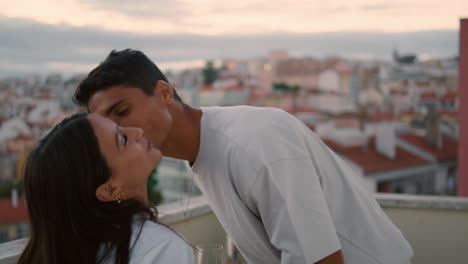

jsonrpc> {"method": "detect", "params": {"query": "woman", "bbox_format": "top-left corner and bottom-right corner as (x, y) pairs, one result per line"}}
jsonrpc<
(18, 112), (194, 264)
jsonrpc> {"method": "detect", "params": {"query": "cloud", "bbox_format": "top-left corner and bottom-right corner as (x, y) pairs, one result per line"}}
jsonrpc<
(360, 4), (394, 10)
(79, 0), (191, 19)
(1, 0), (464, 35)
(0, 15), (458, 78)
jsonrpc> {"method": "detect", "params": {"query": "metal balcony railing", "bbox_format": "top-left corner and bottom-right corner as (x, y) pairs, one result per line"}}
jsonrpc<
(1, 194), (468, 264)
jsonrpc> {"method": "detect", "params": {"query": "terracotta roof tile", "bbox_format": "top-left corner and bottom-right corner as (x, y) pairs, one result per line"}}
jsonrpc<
(305, 123), (316, 131)
(436, 110), (458, 120)
(322, 138), (344, 152)
(284, 106), (318, 114)
(399, 133), (458, 162)
(323, 137), (430, 174)
(420, 91), (438, 100)
(368, 113), (395, 122)
(441, 91), (457, 102)
(0, 197), (28, 225)
(200, 84), (214, 91)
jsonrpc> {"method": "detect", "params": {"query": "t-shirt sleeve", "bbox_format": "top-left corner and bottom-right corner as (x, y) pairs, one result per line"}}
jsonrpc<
(250, 157), (342, 264)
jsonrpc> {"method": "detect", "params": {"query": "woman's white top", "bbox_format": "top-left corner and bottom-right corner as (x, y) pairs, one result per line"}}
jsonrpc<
(101, 219), (194, 264)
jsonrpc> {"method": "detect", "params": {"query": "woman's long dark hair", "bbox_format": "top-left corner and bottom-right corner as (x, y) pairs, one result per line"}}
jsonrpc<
(18, 113), (157, 264)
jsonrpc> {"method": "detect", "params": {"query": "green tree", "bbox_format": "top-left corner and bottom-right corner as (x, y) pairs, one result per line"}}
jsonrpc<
(202, 60), (219, 85)
(147, 166), (163, 205)
(290, 85), (300, 92)
(0, 181), (23, 198)
(273, 82), (301, 93)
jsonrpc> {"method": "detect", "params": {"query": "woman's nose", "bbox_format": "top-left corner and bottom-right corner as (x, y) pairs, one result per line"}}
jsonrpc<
(132, 127), (144, 141)
(122, 127), (144, 141)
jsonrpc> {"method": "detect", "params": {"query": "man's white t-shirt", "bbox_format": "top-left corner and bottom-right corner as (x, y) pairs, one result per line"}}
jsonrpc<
(191, 106), (413, 264)
(101, 219), (194, 264)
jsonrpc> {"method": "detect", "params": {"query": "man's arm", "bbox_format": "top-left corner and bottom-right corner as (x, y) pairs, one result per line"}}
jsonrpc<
(315, 250), (344, 264)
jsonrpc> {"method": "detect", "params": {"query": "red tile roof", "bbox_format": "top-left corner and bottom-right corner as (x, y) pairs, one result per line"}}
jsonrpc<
(368, 112), (395, 122)
(398, 111), (424, 119)
(436, 110), (458, 120)
(305, 123), (316, 131)
(322, 138), (344, 152)
(420, 91), (438, 100)
(249, 90), (269, 100)
(284, 106), (318, 114)
(323, 137), (430, 174)
(399, 133), (458, 162)
(200, 84), (214, 91)
(0, 197), (29, 225)
(441, 91), (457, 102)
(390, 88), (408, 96)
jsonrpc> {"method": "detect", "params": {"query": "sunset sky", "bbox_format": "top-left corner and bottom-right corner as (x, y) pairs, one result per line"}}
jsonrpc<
(1, 0), (466, 34)
(0, 0), (466, 76)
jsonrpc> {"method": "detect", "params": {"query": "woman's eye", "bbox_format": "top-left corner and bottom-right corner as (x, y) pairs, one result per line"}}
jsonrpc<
(122, 135), (128, 147)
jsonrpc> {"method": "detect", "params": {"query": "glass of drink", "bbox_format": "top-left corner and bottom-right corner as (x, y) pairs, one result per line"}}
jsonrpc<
(195, 244), (225, 264)
(225, 236), (244, 264)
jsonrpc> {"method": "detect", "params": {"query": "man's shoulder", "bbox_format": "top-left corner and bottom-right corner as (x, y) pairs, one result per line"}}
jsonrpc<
(205, 106), (309, 162)
(204, 105), (285, 116)
(203, 106), (289, 132)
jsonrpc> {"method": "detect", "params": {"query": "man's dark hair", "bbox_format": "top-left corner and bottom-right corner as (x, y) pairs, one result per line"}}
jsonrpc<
(74, 49), (182, 107)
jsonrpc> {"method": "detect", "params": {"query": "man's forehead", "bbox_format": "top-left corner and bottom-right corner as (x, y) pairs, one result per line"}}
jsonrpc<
(88, 86), (135, 113)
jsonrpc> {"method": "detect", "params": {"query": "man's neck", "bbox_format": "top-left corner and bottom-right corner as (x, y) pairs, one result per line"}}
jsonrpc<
(161, 103), (202, 163)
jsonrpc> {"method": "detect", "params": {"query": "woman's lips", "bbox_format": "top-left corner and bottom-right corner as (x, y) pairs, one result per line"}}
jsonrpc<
(147, 140), (155, 151)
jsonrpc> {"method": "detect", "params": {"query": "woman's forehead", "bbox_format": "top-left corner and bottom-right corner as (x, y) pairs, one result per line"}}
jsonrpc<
(87, 114), (116, 137)
(87, 114), (120, 155)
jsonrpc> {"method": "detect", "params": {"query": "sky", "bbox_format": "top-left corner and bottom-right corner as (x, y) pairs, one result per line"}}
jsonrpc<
(0, 0), (466, 77)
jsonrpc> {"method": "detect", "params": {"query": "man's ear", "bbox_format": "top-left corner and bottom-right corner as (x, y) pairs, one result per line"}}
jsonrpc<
(155, 80), (174, 103)
(96, 182), (121, 202)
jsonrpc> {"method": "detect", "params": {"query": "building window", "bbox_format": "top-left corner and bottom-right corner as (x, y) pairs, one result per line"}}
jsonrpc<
(0, 227), (8, 243)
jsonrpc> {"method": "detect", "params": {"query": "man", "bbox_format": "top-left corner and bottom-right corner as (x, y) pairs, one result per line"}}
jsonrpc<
(74, 49), (413, 264)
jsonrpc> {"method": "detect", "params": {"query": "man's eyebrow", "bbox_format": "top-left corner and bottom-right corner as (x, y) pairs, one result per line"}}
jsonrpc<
(106, 99), (127, 115)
